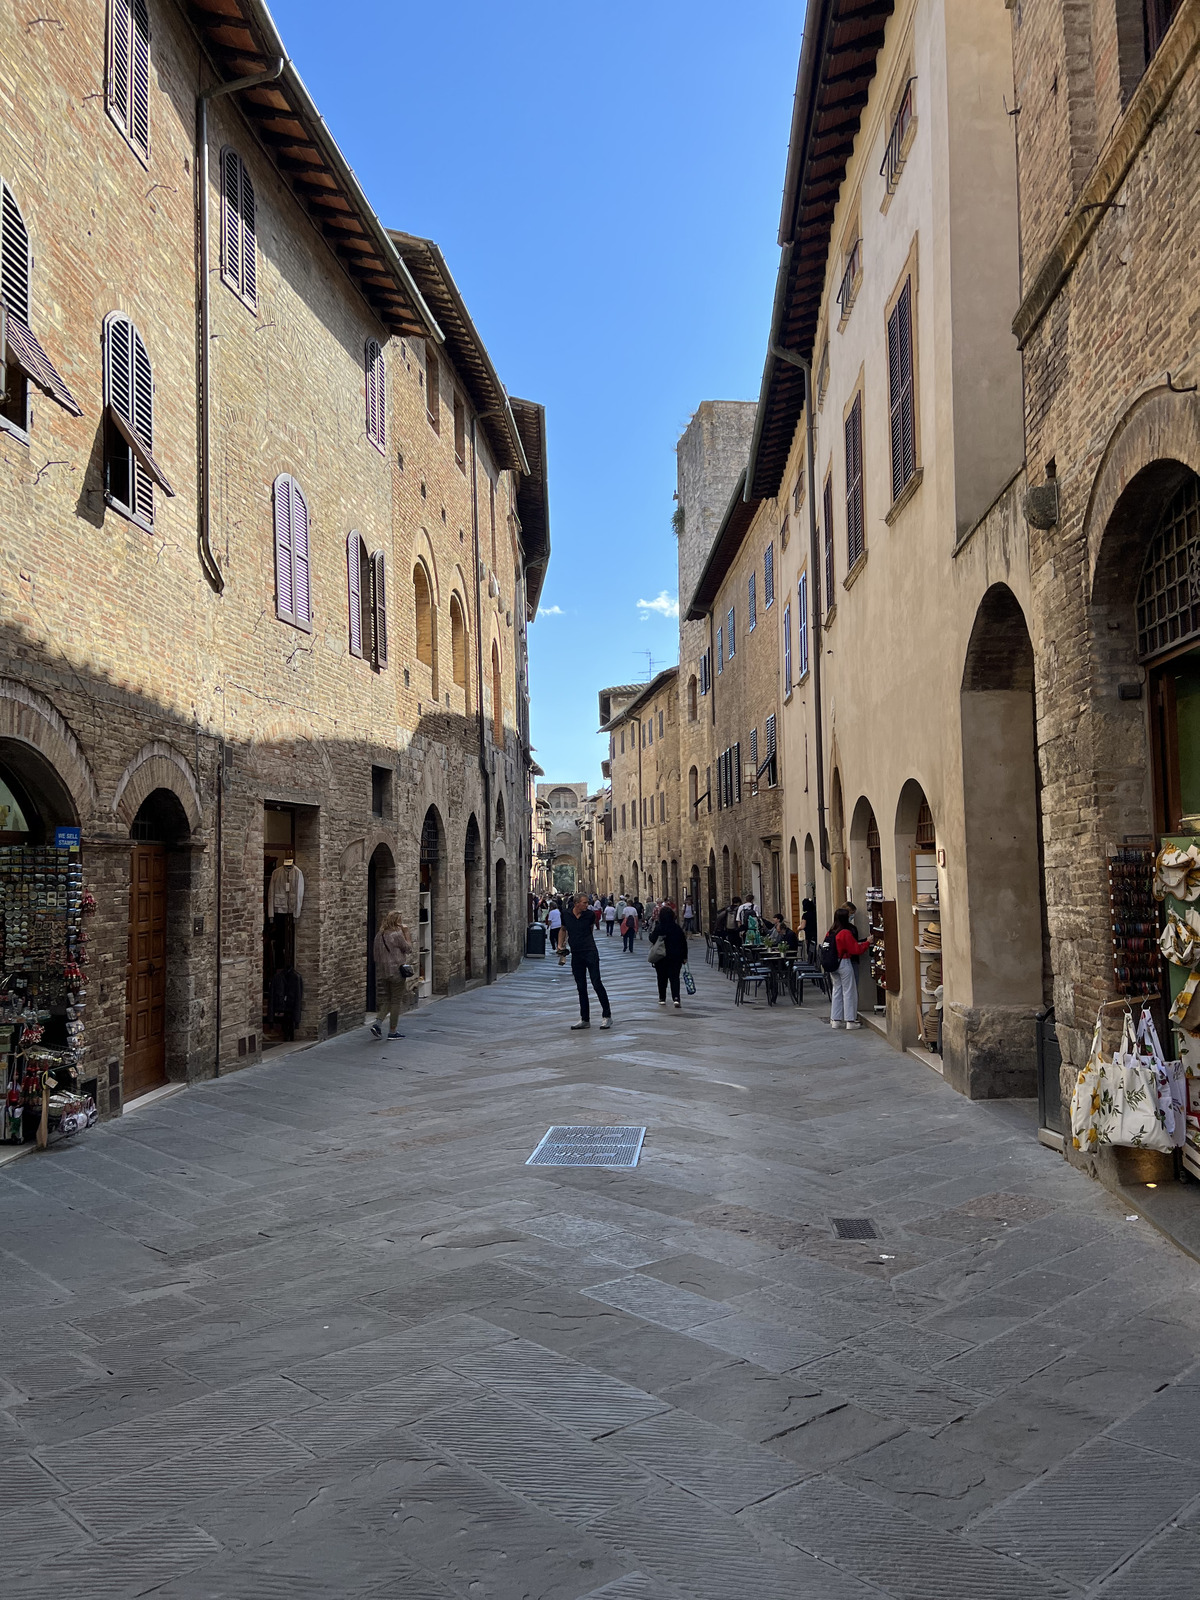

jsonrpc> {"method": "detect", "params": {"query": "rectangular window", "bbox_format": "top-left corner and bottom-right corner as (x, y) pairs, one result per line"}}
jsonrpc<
(749, 727), (758, 797)
(793, 473), (804, 514)
(764, 541), (775, 607)
(658, 709), (664, 738)
(364, 339), (386, 452)
(728, 606), (736, 657)
(823, 476), (835, 617)
(107, 0), (151, 162)
(371, 765), (392, 819)
(846, 393), (864, 569)
(783, 601), (792, 690)
(425, 343), (440, 432)
(620, 728), (625, 753)
(699, 651), (710, 695)
(717, 625), (724, 673)
(647, 718), (653, 747)
(489, 477), (497, 568)
(888, 277), (916, 502)
(798, 571), (810, 677)
(454, 392), (466, 471)
(272, 474), (312, 632)
(642, 798), (647, 826)
(621, 803), (626, 830)
(748, 572), (757, 631)
(705, 764), (711, 814)
(220, 148), (257, 311)
(765, 713), (777, 787)
(1146, 0), (1183, 61)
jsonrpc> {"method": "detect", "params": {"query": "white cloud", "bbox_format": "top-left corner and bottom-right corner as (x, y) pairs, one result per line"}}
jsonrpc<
(538, 604), (564, 617)
(636, 591), (679, 621)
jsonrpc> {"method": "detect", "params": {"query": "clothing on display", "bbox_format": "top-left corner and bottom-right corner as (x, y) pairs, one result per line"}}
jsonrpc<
(268, 862), (305, 918)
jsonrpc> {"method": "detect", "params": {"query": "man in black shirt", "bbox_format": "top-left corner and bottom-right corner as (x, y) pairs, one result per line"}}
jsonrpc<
(563, 892), (612, 1031)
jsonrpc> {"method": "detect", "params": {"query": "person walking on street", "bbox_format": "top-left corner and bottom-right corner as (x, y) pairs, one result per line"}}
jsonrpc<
(564, 892), (612, 1031)
(634, 898), (645, 939)
(604, 900), (617, 937)
(683, 899), (695, 935)
(621, 903), (638, 953)
(369, 911), (412, 1041)
(827, 905), (872, 1029)
(649, 902), (688, 1009)
(801, 896), (817, 961)
(547, 899), (563, 962)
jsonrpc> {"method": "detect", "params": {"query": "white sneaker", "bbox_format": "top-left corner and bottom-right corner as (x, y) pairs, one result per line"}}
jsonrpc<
(844, 1020), (863, 1029)
(829, 1019), (843, 1028)
(599, 1016), (612, 1029)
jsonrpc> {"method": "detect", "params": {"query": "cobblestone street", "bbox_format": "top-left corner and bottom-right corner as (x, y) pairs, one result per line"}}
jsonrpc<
(3, 939), (1200, 1598)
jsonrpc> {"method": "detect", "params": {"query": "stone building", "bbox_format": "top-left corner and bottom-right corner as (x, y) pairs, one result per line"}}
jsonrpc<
(599, 673), (681, 905)
(534, 782), (587, 897)
(0, 0), (547, 1117)
(1008, 0), (1200, 1160)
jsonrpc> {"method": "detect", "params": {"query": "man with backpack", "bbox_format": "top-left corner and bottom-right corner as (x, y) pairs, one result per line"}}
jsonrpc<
(820, 905), (872, 1028)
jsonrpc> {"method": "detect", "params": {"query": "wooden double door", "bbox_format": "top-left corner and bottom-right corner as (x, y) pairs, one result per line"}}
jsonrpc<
(124, 843), (168, 1100)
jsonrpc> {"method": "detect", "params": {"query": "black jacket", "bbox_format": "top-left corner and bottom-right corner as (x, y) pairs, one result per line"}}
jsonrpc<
(649, 909), (688, 965)
(562, 907), (599, 955)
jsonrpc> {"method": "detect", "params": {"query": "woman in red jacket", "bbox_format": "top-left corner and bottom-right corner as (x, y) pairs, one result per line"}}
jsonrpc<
(828, 905), (872, 1029)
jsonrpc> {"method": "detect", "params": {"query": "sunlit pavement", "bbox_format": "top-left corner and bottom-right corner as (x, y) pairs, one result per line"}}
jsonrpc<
(3, 937), (1200, 1598)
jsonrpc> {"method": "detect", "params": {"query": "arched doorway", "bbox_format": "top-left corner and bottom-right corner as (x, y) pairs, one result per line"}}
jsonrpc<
(660, 860), (668, 901)
(670, 859), (679, 908)
(494, 857), (507, 970)
(788, 837), (800, 929)
(895, 781), (938, 1050)
(689, 864), (701, 927)
(849, 797), (883, 1013)
(464, 814), (483, 980)
(829, 768), (847, 907)
(366, 843), (396, 1014)
(721, 846), (730, 904)
(126, 788), (191, 1100)
(419, 805), (443, 997)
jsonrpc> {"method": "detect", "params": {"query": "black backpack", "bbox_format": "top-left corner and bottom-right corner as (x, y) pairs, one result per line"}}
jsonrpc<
(818, 931), (840, 973)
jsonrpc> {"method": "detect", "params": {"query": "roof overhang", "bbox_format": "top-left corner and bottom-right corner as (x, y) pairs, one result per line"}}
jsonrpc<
(511, 398), (550, 616)
(598, 668), (679, 731)
(746, 0), (894, 500)
(685, 470), (761, 619)
(388, 232), (528, 476)
(182, 0), (441, 341)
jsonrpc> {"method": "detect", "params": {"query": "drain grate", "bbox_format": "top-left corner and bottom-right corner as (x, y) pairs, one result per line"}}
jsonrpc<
(526, 1125), (646, 1168)
(831, 1216), (880, 1240)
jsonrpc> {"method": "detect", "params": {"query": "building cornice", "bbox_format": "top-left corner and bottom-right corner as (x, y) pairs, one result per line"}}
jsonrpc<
(1013, 0), (1200, 349)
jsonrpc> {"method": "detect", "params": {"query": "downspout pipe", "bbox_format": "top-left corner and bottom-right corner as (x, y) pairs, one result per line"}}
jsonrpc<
(470, 417), (494, 984)
(196, 56), (285, 595)
(770, 340), (830, 874)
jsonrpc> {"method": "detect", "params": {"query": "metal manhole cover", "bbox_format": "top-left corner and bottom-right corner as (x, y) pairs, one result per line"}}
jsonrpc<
(831, 1216), (879, 1240)
(526, 1125), (647, 1168)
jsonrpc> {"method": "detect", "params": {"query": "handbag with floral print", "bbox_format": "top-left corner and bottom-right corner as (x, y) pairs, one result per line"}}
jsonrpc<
(1070, 1010), (1116, 1153)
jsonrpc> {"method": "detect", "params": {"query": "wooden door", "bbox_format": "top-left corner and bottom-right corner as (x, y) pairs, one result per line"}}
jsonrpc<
(124, 843), (167, 1099)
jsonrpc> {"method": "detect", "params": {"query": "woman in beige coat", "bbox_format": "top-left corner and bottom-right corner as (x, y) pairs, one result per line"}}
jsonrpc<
(370, 911), (413, 1040)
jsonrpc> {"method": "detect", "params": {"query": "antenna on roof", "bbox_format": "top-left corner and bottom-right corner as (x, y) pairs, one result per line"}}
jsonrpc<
(634, 651), (656, 681)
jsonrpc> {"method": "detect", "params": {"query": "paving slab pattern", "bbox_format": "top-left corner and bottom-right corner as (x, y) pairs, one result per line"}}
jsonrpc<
(2, 939), (1200, 1596)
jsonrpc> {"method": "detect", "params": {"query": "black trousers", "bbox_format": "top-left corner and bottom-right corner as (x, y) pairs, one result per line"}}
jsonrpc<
(571, 946), (611, 1021)
(656, 958), (683, 1002)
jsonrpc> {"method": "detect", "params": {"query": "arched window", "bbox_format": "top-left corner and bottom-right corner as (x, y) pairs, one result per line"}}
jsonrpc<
(365, 338), (386, 452)
(272, 474), (311, 630)
(414, 563), (435, 668)
(688, 766), (698, 815)
(220, 148), (256, 310)
(495, 793), (506, 839)
(103, 312), (174, 528)
(687, 675), (697, 721)
(450, 594), (468, 689)
(1137, 473), (1200, 661)
(491, 640), (503, 745)
(107, 0), (151, 162)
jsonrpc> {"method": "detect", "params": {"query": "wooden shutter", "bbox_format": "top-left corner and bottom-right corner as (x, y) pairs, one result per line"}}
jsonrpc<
(783, 602), (791, 689)
(347, 531), (363, 657)
(365, 340), (385, 451)
(108, 0), (131, 134)
(130, 0), (150, 156)
(371, 550), (387, 666)
(764, 542), (774, 607)
(748, 572), (756, 630)
(108, 0), (150, 158)
(239, 160), (256, 307)
(734, 741), (741, 803)
(889, 279), (915, 501)
(823, 477), (835, 614)
(220, 149), (242, 298)
(104, 313), (169, 513)
(1, 183), (31, 322)
(845, 394), (864, 568)
(274, 476), (295, 623)
(798, 572), (809, 676)
(291, 480), (311, 629)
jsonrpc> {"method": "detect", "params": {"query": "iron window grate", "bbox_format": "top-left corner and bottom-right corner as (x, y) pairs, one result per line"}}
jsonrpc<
(831, 1217), (879, 1240)
(1137, 474), (1200, 661)
(526, 1125), (647, 1168)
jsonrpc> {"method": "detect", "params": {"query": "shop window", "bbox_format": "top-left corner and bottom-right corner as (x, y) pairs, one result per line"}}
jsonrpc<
(424, 342), (440, 432)
(103, 312), (174, 530)
(220, 148), (257, 311)
(272, 474), (311, 630)
(107, 0), (151, 163)
(364, 338), (386, 452)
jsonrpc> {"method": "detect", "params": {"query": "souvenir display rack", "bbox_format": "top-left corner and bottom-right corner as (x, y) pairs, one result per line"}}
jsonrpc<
(865, 886), (887, 1012)
(1108, 847), (1159, 996)
(0, 843), (94, 1147)
(911, 848), (940, 1049)
(418, 888), (432, 999)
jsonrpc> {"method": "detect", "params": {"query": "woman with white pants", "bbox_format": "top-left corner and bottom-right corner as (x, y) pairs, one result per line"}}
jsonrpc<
(828, 906), (871, 1028)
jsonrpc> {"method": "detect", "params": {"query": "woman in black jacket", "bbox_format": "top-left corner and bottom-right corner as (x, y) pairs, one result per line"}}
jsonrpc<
(649, 903), (689, 1009)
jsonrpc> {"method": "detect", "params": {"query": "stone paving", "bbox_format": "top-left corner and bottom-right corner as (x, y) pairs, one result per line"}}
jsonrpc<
(3, 937), (1200, 1597)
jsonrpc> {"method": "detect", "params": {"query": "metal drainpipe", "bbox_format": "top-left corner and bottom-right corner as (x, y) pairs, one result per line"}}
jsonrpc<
(770, 342), (830, 873)
(469, 417), (494, 983)
(196, 58), (285, 596)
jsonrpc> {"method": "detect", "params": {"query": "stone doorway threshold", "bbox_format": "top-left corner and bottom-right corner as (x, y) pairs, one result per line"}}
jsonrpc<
(124, 1080), (188, 1114)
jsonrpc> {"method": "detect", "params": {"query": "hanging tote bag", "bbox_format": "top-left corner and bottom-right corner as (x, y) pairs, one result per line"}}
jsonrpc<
(1108, 1011), (1174, 1153)
(1070, 1010), (1116, 1153)
(647, 937), (667, 966)
(682, 964), (696, 996)
(1137, 1009), (1186, 1149)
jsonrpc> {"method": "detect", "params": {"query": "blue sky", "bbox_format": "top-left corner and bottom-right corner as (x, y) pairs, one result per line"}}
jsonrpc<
(274, 0), (802, 784)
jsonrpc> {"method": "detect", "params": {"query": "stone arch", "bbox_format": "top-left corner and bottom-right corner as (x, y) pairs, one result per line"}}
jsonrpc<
(113, 741), (203, 834)
(464, 813), (484, 979)
(412, 528), (441, 607)
(366, 841), (397, 1013)
(829, 767), (847, 907)
(848, 795), (878, 912)
(495, 791), (506, 840)
(0, 678), (96, 822)
(420, 804), (447, 995)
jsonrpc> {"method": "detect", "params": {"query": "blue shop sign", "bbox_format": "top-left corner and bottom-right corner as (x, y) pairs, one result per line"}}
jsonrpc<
(55, 827), (82, 849)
